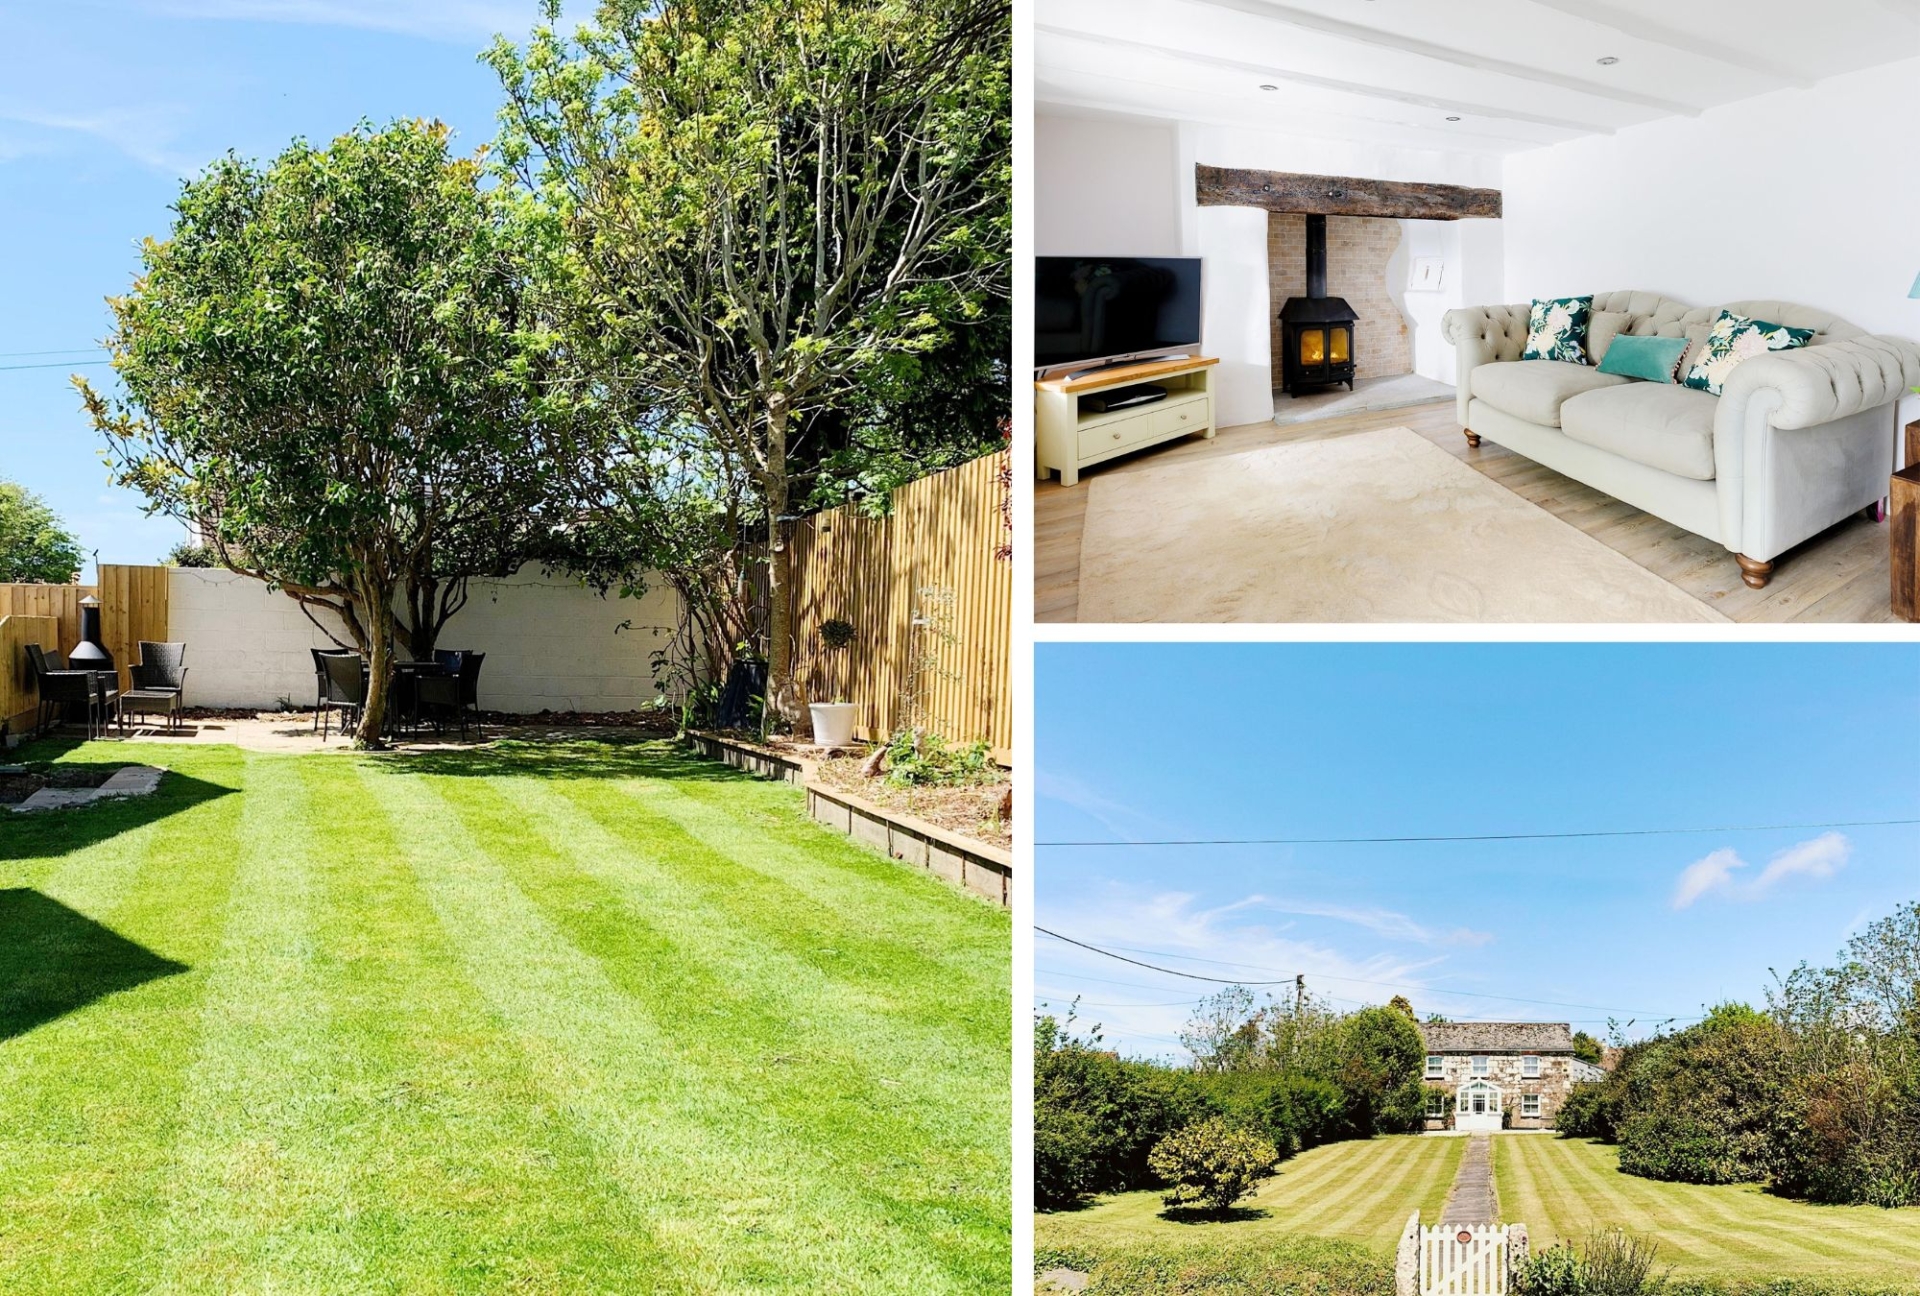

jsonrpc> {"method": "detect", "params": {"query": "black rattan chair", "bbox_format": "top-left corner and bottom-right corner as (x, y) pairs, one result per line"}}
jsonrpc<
(319, 651), (367, 739)
(418, 651), (484, 739)
(129, 641), (188, 732)
(25, 644), (121, 738)
(311, 648), (358, 732)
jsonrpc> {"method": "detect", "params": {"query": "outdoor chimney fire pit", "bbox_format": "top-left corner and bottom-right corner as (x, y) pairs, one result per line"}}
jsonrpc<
(68, 594), (115, 674)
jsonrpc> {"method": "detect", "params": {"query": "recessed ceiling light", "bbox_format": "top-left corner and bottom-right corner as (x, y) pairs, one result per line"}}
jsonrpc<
(1259, 83), (1278, 90)
(1596, 56), (1619, 65)
(1446, 116), (1461, 121)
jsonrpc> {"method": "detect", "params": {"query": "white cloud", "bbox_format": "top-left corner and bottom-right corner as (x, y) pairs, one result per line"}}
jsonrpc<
(1671, 833), (1850, 909)
(0, 106), (199, 175)
(1258, 898), (1493, 948)
(1034, 768), (1171, 841)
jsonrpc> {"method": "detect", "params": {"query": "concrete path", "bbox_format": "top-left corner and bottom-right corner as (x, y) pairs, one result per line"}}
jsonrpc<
(1440, 1135), (1499, 1226)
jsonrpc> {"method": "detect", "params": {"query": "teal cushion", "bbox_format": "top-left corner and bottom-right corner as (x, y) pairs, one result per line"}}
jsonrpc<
(1597, 334), (1690, 384)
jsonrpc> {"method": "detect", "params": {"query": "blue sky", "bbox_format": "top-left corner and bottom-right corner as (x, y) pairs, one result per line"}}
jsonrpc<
(1036, 643), (1920, 1060)
(0, 0), (586, 577)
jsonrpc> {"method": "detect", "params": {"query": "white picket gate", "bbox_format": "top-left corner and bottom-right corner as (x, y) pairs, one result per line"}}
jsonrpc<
(1419, 1222), (1509, 1296)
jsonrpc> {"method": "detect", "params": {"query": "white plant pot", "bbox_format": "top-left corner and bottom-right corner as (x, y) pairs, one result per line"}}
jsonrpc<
(809, 702), (859, 747)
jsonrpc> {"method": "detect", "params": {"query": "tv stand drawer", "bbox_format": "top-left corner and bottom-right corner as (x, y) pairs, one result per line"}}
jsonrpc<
(1077, 411), (1156, 459)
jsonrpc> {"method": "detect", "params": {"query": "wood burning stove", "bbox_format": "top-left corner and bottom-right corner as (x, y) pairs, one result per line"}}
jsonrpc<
(1277, 214), (1358, 397)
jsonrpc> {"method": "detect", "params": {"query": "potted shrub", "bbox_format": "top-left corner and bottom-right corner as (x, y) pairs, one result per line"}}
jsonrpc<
(807, 618), (859, 747)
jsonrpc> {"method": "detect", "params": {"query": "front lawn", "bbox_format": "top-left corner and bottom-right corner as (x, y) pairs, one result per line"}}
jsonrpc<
(0, 737), (1010, 1294)
(1495, 1135), (1920, 1285)
(1038, 1134), (1461, 1258)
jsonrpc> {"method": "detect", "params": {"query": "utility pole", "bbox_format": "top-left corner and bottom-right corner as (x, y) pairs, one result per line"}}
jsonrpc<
(1295, 973), (1305, 1017)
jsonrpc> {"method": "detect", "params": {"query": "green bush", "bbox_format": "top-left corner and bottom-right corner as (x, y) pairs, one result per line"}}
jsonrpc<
(1580, 1227), (1669, 1296)
(1555, 1079), (1618, 1140)
(1614, 1005), (1785, 1186)
(882, 729), (999, 787)
(1514, 1243), (1585, 1296)
(1035, 1014), (1211, 1207)
(1327, 1005), (1429, 1136)
(1147, 1117), (1278, 1214)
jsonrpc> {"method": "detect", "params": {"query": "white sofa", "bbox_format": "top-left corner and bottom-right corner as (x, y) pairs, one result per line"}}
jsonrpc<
(1442, 291), (1920, 588)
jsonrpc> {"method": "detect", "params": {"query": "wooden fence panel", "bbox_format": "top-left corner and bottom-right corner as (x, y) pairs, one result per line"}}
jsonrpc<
(97, 564), (172, 691)
(0, 614), (61, 735)
(0, 584), (89, 657)
(787, 451), (1011, 759)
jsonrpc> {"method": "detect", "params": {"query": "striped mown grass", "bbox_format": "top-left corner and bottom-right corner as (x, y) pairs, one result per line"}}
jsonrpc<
(0, 738), (1010, 1295)
(1495, 1135), (1920, 1284)
(1038, 1134), (1462, 1259)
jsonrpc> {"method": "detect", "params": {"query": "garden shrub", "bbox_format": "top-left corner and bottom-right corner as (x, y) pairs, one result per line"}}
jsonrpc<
(1555, 1079), (1617, 1140)
(1035, 1014), (1211, 1207)
(1614, 1005), (1784, 1185)
(1147, 1117), (1278, 1214)
(1617, 1109), (1753, 1185)
(1513, 1243), (1585, 1296)
(882, 729), (998, 787)
(1579, 1227), (1669, 1296)
(1325, 1005), (1429, 1136)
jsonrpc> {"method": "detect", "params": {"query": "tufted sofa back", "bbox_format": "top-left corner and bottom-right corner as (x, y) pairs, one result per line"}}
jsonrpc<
(1590, 290), (1693, 337)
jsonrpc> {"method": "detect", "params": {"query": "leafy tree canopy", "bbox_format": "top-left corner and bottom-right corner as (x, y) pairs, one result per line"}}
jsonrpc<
(0, 481), (82, 583)
(80, 118), (588, 744)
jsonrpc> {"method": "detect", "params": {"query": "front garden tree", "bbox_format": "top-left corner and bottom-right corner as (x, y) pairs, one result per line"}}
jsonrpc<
(488, 0), (1011, 717)
(0, 480), (82, 583)
(79, 119), (583, 746)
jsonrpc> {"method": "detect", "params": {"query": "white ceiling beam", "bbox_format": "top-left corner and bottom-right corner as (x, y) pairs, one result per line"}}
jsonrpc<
(1526, 0), (1814, 89)
(1178, 0), (1701, 116)
(1035, 69), (1558, 149)
(1038, 24), (1616, 135)
(1034, 86), (1522, 156)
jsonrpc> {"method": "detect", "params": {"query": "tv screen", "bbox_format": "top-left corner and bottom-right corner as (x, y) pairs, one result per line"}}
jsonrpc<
(1034, 256), (1202, 372)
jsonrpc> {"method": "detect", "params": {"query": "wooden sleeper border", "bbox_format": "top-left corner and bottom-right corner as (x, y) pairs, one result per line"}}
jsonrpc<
(683, 730), (1012, 907)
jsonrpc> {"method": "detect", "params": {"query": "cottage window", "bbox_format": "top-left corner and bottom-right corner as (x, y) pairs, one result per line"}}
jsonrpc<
(1522, 1094), (1541, 1118)
(1522, 1055), (1540, 1078)
(1426, 1090), (1446, 1117)
(1425, 1054), (1444, 1078)
(1470, 1054), (1489, 1076)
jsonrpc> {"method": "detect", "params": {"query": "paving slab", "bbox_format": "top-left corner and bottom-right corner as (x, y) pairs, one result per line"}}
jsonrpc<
(1440, 1135), (1500, 1226)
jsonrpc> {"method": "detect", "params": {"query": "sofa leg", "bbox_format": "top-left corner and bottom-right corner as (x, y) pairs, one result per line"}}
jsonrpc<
(1463, 429), (1481, 448)
(1736, 554), (1775, 590)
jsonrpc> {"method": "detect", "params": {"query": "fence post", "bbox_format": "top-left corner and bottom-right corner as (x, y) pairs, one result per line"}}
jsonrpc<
(1507, 1222), (1529, 1276)
(1396, 1211), (1421, 1296)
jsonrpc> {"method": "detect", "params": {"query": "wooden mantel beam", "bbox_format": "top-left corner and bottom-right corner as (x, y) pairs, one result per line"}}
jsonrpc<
(1195, 164), (1502, 221)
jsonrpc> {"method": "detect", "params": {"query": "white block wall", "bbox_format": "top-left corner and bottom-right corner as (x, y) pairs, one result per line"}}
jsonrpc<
(167, 567), (687, 714)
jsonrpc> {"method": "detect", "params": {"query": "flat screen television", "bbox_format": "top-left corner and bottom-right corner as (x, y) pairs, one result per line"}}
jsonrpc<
(1034, 256), (1203, 377)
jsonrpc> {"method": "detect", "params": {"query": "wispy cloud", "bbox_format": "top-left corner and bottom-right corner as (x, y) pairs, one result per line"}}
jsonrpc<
(0, 105), (199, 175)
(1035, 768), (1172, 842)
(127, 0), (544, 43)
(1257, 898), (1493, 948)
(1036, 886), (1453, 1060)
(1672, 832), (1850, 909)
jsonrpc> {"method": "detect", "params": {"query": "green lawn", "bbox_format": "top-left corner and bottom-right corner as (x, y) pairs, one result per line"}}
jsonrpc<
(0, 737), (1010, 1295)
(1496, 1135), (1920, 1284)
(1038, 1135), (1461, 1259)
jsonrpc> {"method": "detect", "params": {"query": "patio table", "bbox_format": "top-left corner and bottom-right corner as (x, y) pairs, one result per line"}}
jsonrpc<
(122, 688), (183, 733)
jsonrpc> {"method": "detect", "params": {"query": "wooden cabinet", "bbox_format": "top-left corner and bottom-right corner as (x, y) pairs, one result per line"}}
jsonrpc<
(1034, 356), (1217, 486)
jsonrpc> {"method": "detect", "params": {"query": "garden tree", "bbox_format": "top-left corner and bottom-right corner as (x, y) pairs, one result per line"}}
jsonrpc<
(487, 0), (1011, 716)
(1387, 995), (1417, 1021)
(79, 120), (584, 746)
(1147, 1117), (1277, 1214)
(1181, 985), (1271, 1072)
(1033, 1011), (1206, 1207)
(1571, 1030), (1604, 1065)
(0, 480), (82, 583)
(1324, 1005), (1428, 1136)
(1614, 1003), (1786, 1185)
(162, 539), (217, 568)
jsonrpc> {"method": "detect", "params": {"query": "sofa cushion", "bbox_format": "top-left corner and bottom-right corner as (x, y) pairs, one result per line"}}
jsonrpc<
(1471, 360), (1630, 428)
(1521, 296), (1594, 363)
(1587, 310), (1630, 365)
(1560, 383), (1720, 480)
(1683, 310), (1817, 396)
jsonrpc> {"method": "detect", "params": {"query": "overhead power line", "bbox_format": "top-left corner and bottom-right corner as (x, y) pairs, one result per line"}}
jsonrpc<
(0, 347), (108, 359)
(1036, 926), (1695, 1018)
(0, 359), (112, 372)
(1037, 816), (1920, 848)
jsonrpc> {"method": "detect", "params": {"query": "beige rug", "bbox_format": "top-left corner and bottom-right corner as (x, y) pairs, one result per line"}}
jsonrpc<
(1076, 426), (1730, 623)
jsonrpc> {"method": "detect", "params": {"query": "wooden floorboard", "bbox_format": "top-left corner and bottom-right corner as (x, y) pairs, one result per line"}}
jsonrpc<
(1034, 400), (1899, 624)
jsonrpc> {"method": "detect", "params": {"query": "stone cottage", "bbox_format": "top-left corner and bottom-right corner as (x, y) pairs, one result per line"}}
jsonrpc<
(1418, 1022), (1607, 1132)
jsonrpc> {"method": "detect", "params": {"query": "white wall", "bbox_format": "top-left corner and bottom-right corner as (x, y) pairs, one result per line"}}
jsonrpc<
(1502, 54), (1920, 428)
(1173, 124), (1503, 426)
(1034, 112), (1181, 257)
(169, 567), (686, 714)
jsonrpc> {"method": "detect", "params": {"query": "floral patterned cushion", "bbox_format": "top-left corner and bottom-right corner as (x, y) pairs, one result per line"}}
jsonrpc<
(1521, 296), (1594, 364)
(1681, 310), (1816, 397)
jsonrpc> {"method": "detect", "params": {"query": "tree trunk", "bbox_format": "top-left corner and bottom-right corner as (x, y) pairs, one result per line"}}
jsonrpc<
(763, 399), (796, 729)
(354, 571), (394, 749)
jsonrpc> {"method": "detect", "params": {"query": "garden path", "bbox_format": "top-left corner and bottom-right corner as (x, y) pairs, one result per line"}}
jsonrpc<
(1439, 1136), (1499, 1226)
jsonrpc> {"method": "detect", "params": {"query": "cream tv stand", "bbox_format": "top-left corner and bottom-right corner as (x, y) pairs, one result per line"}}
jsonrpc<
(1034, 356), (1217, 486)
